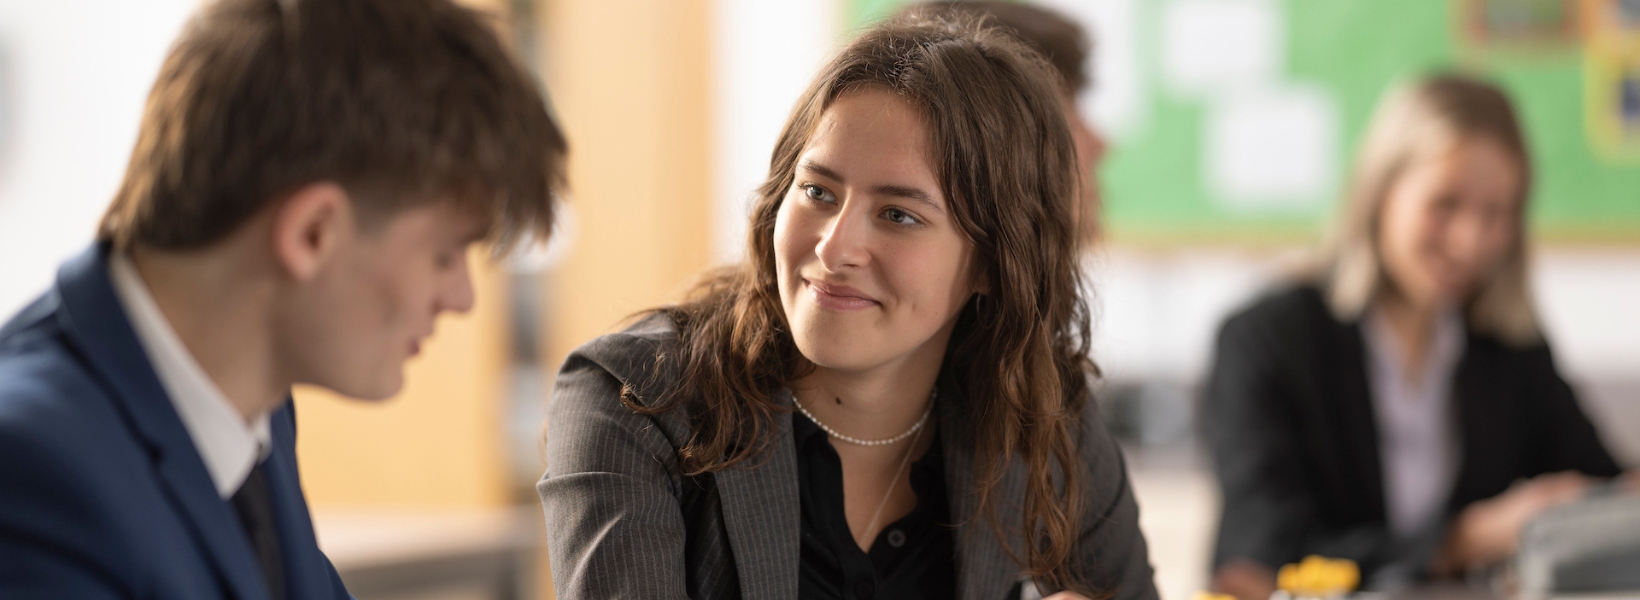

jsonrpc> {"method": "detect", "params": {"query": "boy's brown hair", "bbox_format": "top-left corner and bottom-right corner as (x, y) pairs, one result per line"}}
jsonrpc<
(98, 0), (566, 252)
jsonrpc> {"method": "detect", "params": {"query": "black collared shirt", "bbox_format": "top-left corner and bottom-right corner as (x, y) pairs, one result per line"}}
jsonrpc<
(794, 412), (956, 600)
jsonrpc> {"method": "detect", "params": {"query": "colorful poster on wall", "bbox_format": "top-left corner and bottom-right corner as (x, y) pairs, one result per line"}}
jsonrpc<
(1462, 0), (1580, 46)
(847, 0), (1640, 242)
(1584, 0), (1640, 163)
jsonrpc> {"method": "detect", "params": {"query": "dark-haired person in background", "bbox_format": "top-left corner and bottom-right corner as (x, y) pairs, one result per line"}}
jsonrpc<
(539, 13), (1155, 600)
(900, 1), (1109, 243)
(1203, 74), (1621, 600)
(0, 0), (565, 597)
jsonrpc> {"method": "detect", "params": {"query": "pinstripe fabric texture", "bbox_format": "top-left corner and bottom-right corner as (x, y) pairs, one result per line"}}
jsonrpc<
(539, 315), (1159, 600)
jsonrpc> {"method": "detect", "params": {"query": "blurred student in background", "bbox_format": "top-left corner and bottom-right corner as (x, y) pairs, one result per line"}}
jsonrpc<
(540, 14), (1155, 600)
(900, 1), (1109, 242)
(1202, 74), (1621, 599)
(0, 0), (564, 597)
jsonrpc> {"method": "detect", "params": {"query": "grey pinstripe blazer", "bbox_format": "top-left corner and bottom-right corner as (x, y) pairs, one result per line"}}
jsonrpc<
(539, 315), (1158, 599)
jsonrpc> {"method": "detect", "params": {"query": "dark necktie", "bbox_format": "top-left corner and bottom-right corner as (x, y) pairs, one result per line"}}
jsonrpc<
(230, 461), (287, 600)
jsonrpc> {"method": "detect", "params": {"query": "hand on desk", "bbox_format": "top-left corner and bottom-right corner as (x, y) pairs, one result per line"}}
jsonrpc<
(1207, 471), (1625, 599)
(1431, 470), (1595, 576)
(1209, 558), (1277, 600)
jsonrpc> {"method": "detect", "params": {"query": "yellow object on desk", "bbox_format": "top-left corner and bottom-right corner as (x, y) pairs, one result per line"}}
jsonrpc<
(1192, 593), (1236, 600)
(1277, 555), (1360, 598)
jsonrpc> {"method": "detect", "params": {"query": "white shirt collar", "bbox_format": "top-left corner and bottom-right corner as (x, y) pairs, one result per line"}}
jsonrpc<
(1362, 305), (1466, 392)
(108, 253), (271, 499)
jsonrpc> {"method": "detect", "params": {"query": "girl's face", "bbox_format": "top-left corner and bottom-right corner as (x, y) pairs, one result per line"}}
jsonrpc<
(1377, 137), (1522, 312)
(774, 88), (983, 376)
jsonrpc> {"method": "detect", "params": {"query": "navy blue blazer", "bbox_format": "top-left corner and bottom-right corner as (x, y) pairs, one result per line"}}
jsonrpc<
(0, 245), (351, 599)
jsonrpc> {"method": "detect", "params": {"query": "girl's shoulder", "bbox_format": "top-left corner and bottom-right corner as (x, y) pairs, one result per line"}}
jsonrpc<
(558, 312), (685, 411)
(550, 312), (700, 459)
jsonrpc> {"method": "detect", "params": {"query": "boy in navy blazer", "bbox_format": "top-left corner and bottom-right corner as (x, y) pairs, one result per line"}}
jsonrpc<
(0, 0), (565, 597)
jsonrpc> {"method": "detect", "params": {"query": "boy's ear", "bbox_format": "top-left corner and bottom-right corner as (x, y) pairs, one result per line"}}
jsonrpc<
(272, 182), (353, 281)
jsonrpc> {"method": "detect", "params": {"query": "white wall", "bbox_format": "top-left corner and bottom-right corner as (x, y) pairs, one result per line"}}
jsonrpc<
(0, 0), (198, 320)
(710, 0), (840, 265)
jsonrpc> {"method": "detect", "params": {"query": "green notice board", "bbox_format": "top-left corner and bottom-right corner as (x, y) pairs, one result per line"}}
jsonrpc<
(846, 0), (1640, 244)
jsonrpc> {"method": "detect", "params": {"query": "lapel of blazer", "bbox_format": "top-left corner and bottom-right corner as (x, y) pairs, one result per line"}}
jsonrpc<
(1336, 319), (1386, 521)
(54, 245), (270, 600)
(940, 388), (1023, 600)
(714, 389), (801, 598)
(1447, 336), (1508, 512)
(264, 401), (335, 598)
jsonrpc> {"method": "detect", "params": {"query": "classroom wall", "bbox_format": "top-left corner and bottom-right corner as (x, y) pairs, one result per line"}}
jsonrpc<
(537, 0), (716, 374)
(0, 0), (197, 320)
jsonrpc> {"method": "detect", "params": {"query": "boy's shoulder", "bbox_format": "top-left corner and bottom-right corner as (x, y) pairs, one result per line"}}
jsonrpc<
(0, 288), (127, 457)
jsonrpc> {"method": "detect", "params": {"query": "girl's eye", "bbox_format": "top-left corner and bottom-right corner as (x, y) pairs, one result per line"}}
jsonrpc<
(883, 207), (920, 226)
(802, 184), (833, 203)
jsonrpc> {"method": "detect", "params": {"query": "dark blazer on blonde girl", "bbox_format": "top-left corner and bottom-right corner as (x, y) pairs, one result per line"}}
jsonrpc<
(1204, 285), (1619, 583)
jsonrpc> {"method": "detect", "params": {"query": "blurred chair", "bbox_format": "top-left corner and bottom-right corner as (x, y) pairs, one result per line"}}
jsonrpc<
(315, 507), (542, 600)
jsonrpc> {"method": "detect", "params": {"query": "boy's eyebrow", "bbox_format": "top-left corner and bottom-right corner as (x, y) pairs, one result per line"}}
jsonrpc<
(798, 160), (945, 215)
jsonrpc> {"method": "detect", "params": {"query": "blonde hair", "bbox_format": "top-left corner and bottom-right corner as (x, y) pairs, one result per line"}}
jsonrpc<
(1316, 73), (1540, 346)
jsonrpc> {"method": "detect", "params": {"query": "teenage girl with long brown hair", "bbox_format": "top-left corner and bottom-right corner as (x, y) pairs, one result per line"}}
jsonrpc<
(540, 14), (1157, 600)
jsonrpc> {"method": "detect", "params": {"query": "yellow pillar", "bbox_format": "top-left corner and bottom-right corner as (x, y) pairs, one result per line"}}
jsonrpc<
(528, 2), (715, 596)
(538, 0), (716, 370)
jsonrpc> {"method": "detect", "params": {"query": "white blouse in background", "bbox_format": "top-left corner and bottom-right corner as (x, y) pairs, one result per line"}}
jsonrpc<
(1361, 306), (1466, 540)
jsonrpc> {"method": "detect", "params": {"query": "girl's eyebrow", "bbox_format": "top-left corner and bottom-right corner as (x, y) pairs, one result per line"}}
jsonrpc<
(872, 184), (943, 215)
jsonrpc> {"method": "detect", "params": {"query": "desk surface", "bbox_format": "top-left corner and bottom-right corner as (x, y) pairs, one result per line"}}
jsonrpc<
(312, 507), (538, 572)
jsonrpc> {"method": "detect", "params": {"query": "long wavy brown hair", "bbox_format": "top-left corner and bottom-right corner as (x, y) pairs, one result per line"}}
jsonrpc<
(629, 14), (1097, 594)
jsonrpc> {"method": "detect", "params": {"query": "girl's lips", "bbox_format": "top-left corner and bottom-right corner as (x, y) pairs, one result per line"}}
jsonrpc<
(805, 279), (879, 311)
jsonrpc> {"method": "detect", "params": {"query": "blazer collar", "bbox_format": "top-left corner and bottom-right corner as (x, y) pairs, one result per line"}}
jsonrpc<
(53, 244), (272, 600)
(1447, 335), (1509, 513)
(1340, 319), (1387, 521)
(939, 385), (1027, 600)
(263, 403), (338, 600)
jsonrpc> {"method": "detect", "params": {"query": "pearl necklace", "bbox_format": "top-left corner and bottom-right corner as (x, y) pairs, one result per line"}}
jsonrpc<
(794, 390), (935, 446)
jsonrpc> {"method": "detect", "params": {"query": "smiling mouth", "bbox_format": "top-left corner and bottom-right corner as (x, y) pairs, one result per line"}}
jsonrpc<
(804, 279), (879, 311)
